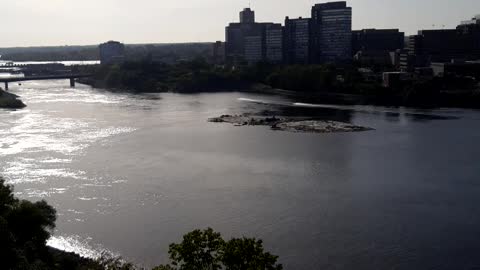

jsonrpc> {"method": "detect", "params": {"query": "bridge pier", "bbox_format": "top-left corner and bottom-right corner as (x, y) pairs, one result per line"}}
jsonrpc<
(70, 78), (75, 88)
(4, 82), (8, 91)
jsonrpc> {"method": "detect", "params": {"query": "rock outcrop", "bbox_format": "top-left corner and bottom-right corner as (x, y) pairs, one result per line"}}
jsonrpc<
(0, 88), (26, 109)
(209, 114), (373, 134)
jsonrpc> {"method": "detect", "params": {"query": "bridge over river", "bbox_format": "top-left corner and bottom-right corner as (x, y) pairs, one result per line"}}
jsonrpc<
(0, 74), (92, 90)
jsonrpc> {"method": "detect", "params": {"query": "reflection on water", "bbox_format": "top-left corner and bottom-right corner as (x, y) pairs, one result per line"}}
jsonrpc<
(1, 81), (480, 269)
(47, 235), (108, 259)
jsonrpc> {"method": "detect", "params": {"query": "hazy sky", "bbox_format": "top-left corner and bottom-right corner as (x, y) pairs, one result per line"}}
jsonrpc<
(1, 0), (479, 47)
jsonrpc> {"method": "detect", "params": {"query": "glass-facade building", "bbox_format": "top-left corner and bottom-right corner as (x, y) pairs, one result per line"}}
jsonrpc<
(352, 29), (404, 55)
(226, 2), (354, 65)
(311, 1), (352, 63)
(244, 35), (263, 64)
(284, 17), (312, 64)
(265, 24), (284, 63)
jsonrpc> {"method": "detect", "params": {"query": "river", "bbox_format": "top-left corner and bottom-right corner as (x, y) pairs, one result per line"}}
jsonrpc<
(1, 80), (480, 269)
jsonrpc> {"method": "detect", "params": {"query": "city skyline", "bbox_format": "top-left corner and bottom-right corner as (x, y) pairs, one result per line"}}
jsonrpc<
(1, 0), (479, 47)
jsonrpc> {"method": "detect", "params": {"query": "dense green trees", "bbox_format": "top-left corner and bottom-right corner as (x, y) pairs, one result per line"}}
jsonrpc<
(81, 58), (382, 96)
(265, 65), (336, 92)
(0, 177), (56, 270)
(156, 228), (283, 270)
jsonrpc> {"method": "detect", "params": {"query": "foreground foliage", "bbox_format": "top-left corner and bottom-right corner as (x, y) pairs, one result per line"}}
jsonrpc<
(155, 228), (283, 270)
(0, 177), (56, 269)
(1, 178), (282, 270)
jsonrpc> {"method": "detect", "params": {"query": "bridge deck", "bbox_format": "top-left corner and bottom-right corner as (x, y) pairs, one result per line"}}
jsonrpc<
(0, 74), (92, 83)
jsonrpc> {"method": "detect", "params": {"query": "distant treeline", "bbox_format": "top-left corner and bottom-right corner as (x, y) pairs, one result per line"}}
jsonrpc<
(0, 43), (212, 62)
(0, 45), (99, 61)
(76, 58), (253, 93)
(76, 58), (480, 108)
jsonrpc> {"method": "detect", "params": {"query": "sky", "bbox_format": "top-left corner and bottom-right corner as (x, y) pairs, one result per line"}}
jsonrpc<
(1, 0), (479, 47)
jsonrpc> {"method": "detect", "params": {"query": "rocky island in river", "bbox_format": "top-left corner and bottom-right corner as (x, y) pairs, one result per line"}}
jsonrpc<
(209, 114), (373, 134)
(0, 88), (26, 109)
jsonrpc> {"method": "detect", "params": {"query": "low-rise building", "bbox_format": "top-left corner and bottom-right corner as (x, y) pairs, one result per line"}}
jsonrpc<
(382, 72), (412, 88)
(431, 61), (480, 78)
(211, 41), (226, 64)
(99, 41), (125, 65)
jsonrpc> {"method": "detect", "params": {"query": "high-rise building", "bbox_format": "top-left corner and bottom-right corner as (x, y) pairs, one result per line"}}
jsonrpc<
(225, 23), (245, 64)
(284, 17), (312, 64)
(401, 29), (480, 71)
(226, 22), (265, 65)
(400, 15), (480, 71)
(265, 24), (284, 63)
(457, 15), (480, 56)
(244, 35), (263, 64)
(400, 35), (424, 71)
(226, 8), (280, 65)
(226, 8), (259, 65)
(240, 8), (255, 24)
(99, 41), (125, 65)
(311, 1), (352, 63)
(352, 29), (404, 55)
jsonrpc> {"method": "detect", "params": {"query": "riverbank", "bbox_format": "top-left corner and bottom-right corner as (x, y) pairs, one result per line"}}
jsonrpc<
(76, 60), (480, 109)
(209, 114), (373, 133)
(0, 88), (26, 109)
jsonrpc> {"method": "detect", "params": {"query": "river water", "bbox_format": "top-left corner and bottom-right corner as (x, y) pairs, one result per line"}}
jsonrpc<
(1, 80), (480, 269)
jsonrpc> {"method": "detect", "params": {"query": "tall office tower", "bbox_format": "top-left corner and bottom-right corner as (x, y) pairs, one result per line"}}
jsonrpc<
(457, 15), (480, 56)
(226, 22), (265, 65)
(265, 24), (284, 63)
(226, 8), (258, 65)
(284, 17), (312, 64)
(226, 7), (278, 65)
(240, 8), (255, 24)
(311, 1), (352, 63)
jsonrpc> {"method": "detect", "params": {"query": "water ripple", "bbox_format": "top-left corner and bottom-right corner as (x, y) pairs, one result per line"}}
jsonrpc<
(47, 235), (108, 259)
